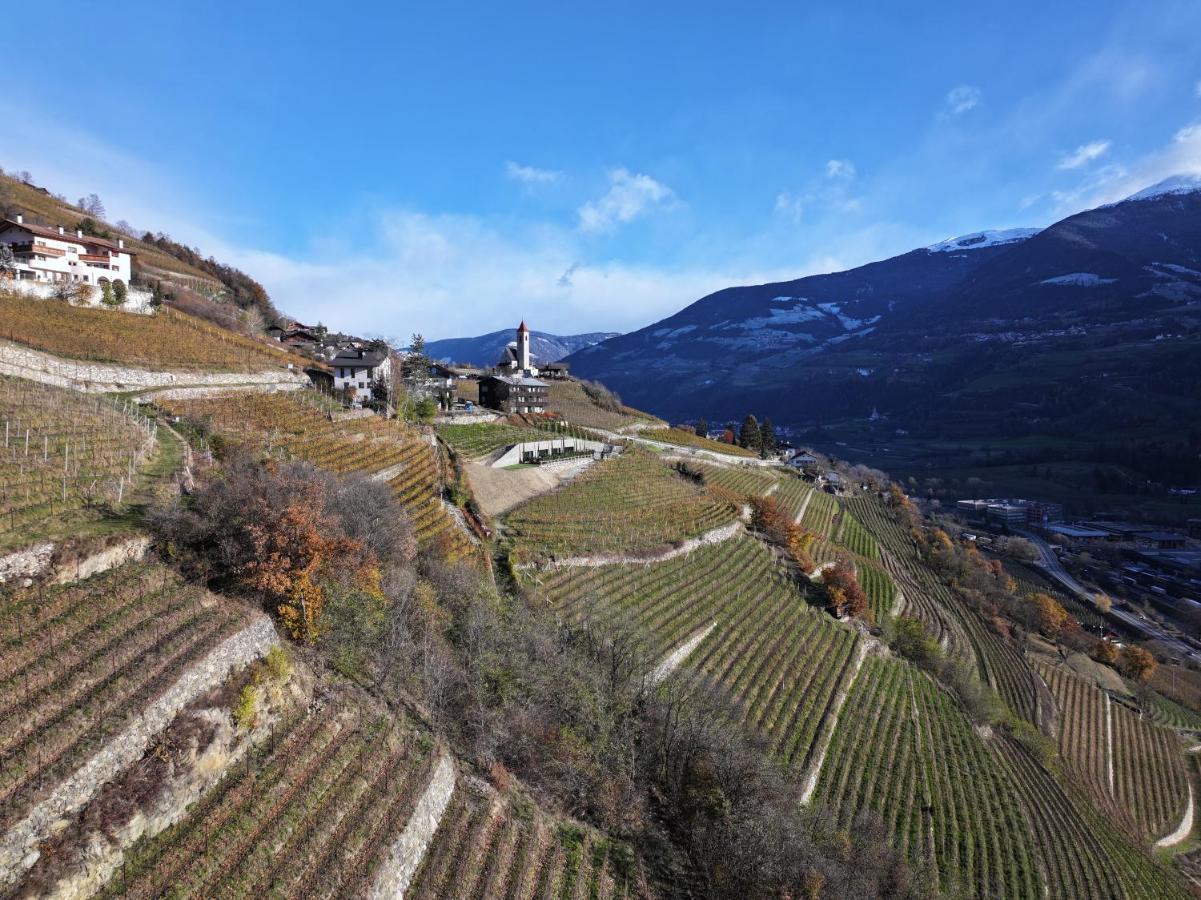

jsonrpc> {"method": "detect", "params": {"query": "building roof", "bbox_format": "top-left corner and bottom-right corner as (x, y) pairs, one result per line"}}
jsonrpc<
(1046, 524), (1110, 538)
(1138, 531), (1188, 542)
(2, 218), (136, 255)
(518, 320), (529, 333)
(484, 374), (547, 387)
(331, 347), (388, 367)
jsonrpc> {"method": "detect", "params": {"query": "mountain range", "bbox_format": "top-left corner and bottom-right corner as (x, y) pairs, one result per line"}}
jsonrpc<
(567, 175), (1201, 511)
(425, 328), (619, 368)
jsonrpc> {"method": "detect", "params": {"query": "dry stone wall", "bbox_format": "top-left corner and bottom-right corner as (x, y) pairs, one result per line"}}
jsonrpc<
(0, 340), (309, 394)
(0, 616), (279, 885)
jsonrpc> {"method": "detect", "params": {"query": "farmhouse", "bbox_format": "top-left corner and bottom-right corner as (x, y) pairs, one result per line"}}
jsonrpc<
(0, 214), (133, 284)
(479, 374), (548, 414)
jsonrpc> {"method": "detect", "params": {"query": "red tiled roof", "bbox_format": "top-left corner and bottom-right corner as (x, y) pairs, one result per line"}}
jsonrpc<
(2, 219), (136, 255)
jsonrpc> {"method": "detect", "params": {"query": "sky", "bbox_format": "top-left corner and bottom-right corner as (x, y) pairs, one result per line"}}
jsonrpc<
(2, 1), (1201, 341)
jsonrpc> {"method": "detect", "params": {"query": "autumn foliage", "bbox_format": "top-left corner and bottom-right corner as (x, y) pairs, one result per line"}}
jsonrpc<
(822, 557), (873, 624)
(750, 494), (816, 573)
(151, 453), (412, 643)
(1025, 592), (1071, 638)
(1119, 645), (1157, 683)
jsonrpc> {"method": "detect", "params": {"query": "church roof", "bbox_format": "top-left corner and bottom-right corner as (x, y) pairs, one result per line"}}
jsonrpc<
(517, 320), (529, 333)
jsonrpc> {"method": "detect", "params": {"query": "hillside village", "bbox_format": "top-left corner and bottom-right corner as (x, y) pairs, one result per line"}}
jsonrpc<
(2, 161), (1201, 900)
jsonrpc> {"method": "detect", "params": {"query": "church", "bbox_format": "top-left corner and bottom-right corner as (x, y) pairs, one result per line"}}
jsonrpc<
(479, 321), (551, 414)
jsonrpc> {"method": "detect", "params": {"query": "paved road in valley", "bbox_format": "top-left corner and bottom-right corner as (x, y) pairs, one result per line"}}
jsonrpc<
(1016, 528), (1201, 664)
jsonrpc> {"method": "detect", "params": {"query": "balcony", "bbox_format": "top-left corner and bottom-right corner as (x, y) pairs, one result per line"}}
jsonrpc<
(79, 253), (111, 264)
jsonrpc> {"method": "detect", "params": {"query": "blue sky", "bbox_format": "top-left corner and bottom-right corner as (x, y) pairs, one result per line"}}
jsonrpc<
(2, 1), (1200, 340)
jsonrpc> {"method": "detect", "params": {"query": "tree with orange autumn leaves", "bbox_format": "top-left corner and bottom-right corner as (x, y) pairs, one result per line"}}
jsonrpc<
(151, 453), (410, 644)
(749, 494), (816, 574)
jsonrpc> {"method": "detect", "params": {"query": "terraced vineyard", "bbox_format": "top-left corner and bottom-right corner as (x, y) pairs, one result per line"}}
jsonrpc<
(800, 489), (839, 538)
(856, 559), (900, 622)
(815, 656), (1041, 898)
(639, 427), (758, 458)
(162, 391), (475, 560)
(773, 476), (813, 520)
(1040, 664), (1191, 841)
(691, 462), (779, 499)
(0, 376), (155, 551)
(504, 451), (737, 562)
(0, 291), (302, 371)
(409, 780), (645, 899)
(532, 537), (775, 661)
(1002, 559), (1105, 630)
(99, 703), (437, 899)
(685, 580), (859, 773)
(846, 493), (1052, 727)
(831, 507), (879, 559)
(436, 421), (560, 457)
(1145, 691), (1201, 732)
(994, 735), (1189, 899)
(0, 563), (257, 859)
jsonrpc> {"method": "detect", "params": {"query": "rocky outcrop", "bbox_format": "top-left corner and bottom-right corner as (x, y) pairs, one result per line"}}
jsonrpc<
(0, 617), (279, 886)
(368, 754), (456, 899)
(0, 340), (308, 394)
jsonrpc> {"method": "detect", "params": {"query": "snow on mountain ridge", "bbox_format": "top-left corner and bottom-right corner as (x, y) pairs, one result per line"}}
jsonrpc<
(1122, 174), (1201, 203)
(926, 227), (1041, 253)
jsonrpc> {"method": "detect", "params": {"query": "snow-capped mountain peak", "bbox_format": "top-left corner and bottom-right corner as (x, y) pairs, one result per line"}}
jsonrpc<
(1122, 173), (1201, 203)
(926, 227), (1041, 253)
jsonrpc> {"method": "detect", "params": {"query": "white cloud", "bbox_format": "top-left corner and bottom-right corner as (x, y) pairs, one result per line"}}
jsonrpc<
(825, 159), (856, 181)
(577, 168), (675, 234)
(944, 85), (982, 115)
(1057, 139), (1111, 170)
(505, 160), (561, 184)
(774, 191), (803, 222)
(1057, 119), (1201, 211)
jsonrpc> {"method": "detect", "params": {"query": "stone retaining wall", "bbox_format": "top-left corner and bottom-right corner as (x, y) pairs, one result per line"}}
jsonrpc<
(0, 340), (309, 394)
(0, 542), (55, 584)
(368, 754), (456, 899)
(0, 616), (279, 885)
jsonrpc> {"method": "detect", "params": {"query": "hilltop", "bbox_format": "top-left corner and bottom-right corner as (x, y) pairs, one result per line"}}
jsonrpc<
(567, 176), (1201, 520)
(0, 168), (279, 330)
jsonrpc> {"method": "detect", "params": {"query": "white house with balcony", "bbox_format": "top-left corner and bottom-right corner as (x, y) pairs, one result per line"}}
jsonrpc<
(0, 214), (134, 285)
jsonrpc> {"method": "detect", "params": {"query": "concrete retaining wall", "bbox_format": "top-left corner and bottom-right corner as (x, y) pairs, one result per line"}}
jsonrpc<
(0, 340), (309, 394)
(491, 437), (610, 468)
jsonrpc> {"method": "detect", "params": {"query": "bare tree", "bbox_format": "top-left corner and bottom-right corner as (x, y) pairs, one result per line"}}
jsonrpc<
(77, 193), (106, 219)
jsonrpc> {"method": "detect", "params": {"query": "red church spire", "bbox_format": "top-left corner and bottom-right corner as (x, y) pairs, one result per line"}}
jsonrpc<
(517, 320), (529, 333)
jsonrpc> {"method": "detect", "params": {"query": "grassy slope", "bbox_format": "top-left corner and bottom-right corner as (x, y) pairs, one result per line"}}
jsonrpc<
(0, 291), (303, 372)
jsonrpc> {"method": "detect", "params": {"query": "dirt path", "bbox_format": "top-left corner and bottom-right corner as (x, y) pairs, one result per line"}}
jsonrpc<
(648, 623), (717, 685)
(463, 458), (593, 518)
(517, 520), (744, 571)
(1155, 784), (1194, 848)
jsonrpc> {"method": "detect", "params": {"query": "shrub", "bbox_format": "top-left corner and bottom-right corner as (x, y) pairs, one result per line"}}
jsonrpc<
(232, 684), (258, 731)
(112, 279), (127, 305)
